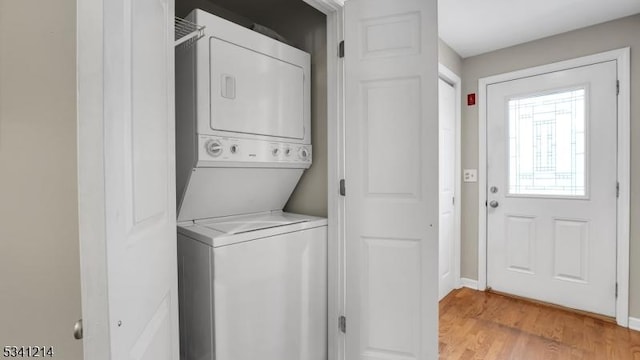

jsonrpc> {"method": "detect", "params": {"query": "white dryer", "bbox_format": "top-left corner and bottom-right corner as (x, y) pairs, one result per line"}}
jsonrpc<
(175, 8), (312, 223)
(175, 9), (326, 360)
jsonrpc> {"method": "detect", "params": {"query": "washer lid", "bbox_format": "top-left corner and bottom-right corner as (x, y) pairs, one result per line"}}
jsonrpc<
(195, 211), (310, 235)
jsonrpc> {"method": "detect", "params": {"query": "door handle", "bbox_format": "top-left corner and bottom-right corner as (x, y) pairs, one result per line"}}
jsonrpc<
(489, 200), (499, 208)
(221, 74), (236, 99)
(73, 319), (83, 340)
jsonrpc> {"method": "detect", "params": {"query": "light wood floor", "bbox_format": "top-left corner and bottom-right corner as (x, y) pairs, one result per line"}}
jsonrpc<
(439, 288), (640, 360)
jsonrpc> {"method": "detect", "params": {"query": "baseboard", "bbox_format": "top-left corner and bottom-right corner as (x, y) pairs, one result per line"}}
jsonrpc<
(629, 317), (640, 331)
(459, 278), (478, 290)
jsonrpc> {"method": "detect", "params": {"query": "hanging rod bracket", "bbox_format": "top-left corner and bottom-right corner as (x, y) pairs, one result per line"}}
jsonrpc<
(175, 16), (205, 48)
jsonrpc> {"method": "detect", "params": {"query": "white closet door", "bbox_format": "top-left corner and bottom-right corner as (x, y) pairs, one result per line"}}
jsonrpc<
(344, 0), (439, 359)
(80, 0), (180, 358)
(438, 78), (456, 300)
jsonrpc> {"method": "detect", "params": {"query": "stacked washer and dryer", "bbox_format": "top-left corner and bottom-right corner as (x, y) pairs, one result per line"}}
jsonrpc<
(175, 9), (327, 360)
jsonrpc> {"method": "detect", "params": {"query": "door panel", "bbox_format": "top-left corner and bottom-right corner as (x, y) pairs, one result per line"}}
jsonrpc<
(439, 78), (456, 300)
(361, 237), (421, 357)
(363, 78), (421, 197)
(505, 215), (535, 273)
(553, 219), (589, 282)
(132, 0), (169, 223)
(486, 61), (617, 316)
(102, 0), (179, 357)
(344, 0), (439, 359)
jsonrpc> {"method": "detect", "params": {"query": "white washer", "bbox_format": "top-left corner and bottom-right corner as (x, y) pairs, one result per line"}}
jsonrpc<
(177, 211), (327, 360)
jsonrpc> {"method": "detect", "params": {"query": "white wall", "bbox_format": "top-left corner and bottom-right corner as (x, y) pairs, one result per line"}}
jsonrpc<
(439, 39), (462, 77)
(0, 0), (82, 358)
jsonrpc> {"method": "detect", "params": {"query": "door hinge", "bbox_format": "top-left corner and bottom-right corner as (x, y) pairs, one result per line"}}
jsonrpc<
(338, 40), (345, 58)
(616, 80), (620, 95)
(339, 315), (346, 333)
(616, 182), (620, 198)
(339, 179), (346, 196)
(616, 283), (618, 298)
(452, 196), (455, 205)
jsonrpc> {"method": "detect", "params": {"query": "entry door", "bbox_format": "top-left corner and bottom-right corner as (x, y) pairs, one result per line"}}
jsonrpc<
(78, 0), (180, 358)
(344, 0), (439, 359)
(439, 78), (456, 300)
(486, 61), (618, 316)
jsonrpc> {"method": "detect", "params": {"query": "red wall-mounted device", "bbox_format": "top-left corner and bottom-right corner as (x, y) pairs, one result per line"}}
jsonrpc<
(467, 93), (476, 106)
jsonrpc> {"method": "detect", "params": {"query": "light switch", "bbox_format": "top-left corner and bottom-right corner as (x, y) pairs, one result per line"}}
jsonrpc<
(463, 169), (477, 183)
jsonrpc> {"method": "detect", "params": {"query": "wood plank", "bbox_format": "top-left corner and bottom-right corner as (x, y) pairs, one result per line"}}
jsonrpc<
(487, 289), (617, 324)
(439, 288), (640, 360)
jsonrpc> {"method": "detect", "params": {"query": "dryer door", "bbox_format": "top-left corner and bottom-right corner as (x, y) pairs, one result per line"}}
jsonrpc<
(209, 38), (305, 140)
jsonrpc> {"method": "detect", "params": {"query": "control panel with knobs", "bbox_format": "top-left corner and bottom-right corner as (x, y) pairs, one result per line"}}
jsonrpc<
(198, 135), (312, 167)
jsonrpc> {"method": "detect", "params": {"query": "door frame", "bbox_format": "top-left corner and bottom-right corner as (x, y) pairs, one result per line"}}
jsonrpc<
(477, 48), (631, 326)
(77, 0), (346, 358)
(298, 3), (345, 360)
(438, 64), (462, 292)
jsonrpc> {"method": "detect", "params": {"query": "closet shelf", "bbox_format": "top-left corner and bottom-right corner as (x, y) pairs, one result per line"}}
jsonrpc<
(175, 16), (205, 47)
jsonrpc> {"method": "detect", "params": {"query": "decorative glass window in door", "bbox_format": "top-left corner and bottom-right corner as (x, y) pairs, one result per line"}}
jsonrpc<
(508, 88), (586, 196)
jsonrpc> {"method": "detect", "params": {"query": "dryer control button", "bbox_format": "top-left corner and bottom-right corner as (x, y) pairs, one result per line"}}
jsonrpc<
(299, 147), (309, 160)
(205, 140), (223, 157)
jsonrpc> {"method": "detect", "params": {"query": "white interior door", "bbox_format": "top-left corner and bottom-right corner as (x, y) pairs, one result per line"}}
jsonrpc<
(344, 0), (439, 359)
(438, 78), (456, 301)
(78, 0), (179, 358)
(486, 61), (618, 316)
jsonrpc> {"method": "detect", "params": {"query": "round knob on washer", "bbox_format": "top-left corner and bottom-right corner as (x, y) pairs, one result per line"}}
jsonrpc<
(205, 140), (223, 157)
(299, 147), (309, 159)
(272, 148), (279, 156)
(284, 148), (291, 156)
(230, 144), (239, 154)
